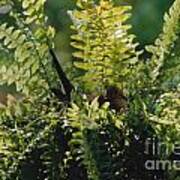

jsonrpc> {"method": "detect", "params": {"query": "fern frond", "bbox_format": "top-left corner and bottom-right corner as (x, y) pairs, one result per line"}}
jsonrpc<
(66, 99), (100, 180)
(146, 0), (180, 86)
(66, 96), (125, 179)
(70, 0), (139, 93)
(0, 23), (48, 96)
(0, 0), (56, 100)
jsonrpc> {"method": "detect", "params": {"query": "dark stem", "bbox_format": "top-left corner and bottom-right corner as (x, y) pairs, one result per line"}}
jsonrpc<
(49, 48), (74, 101)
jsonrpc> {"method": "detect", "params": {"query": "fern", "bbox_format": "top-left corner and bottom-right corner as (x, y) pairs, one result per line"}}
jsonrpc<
(0, 0), (179, 179)
(0, 0), (55, 98)
(143, 0), (180, 152)
(144, 0), (180, 128)
(146, 0), (180, 87)
(0, 0), (57, 121)
(0, 23), (45, 95)
(0, 0), (60, 179)
(70, 0), (139, 93)
(66, 96), (125, 179)
(66, 98), (105, 180)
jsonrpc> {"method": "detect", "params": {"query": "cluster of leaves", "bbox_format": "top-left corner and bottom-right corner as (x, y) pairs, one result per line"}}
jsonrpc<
(0, 0), (179, 179)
